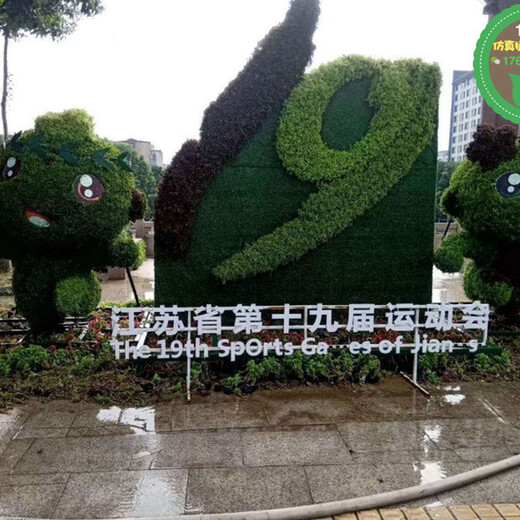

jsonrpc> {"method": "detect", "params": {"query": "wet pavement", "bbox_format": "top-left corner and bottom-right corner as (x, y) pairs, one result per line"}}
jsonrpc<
(1, 376), (520, 517)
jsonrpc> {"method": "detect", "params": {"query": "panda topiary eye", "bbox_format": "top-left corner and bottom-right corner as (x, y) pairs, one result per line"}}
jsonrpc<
(2, 156), (21, 181)
(496, 172), (520, 199)
(74, 174), (105, 203)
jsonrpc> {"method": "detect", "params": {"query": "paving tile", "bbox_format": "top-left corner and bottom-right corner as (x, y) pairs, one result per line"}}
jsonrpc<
(335, 514), (357, 520)
(242, 430), (351, 466)
(23, 402), (79, 429)
(72, 405), (122, 428)
(438, 468), (520, 506)
(403, 507), (429, 520)
(171, 400), (268, 430)
(0, 439), (33, 474)
(358, 511), (381, 520)
(351, 448), (460, 465)
(0, 484), (65, 517)
(422, 419), (520, 449)
(53, 470), (188, 518)
(12, 435), (138, 474)
(146, 430), (243, 469)
(379, 508), (405, 520)
(337, 421), (433, 452)
(450, 506), (478, 520)
(454, 447), (520, 463)
(0, 473), (70, 486)
(305, 463), (476, 504)
(14, 427), (69, 440)
(186, 466), (312, 514)
(495, 505), (520, 517)
(72, 405), (170, 434)
(471, 504), (501, 518)
(427, 506), (455, 520)
(360, 511), (382, 520)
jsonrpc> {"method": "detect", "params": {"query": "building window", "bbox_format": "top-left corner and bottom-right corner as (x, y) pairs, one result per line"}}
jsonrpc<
(454, 115), (457, 122)
(465, 122), (469, 129)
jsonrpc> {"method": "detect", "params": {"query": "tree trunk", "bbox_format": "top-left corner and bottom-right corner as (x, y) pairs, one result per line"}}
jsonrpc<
(1, 31), (8, 148)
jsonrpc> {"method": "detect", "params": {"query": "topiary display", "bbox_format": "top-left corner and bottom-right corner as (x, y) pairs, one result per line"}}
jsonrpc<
(155, 0), (440, 306)
(434, 123), (520, 314)
(0, 109), (145, 332)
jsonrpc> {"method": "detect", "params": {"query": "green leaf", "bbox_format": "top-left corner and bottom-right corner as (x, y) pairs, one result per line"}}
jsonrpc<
(93, 148), (114, 170)
(59, 144), (79, 166)
(28, 135), (48, 158)
(116, 151), (133, 172)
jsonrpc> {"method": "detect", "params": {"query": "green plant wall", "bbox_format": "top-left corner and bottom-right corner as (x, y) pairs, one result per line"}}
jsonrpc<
(156, 61), (439, 305)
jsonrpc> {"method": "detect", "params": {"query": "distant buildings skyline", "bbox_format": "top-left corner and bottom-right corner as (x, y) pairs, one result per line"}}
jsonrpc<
(448, 71), (483, 163)
(121, 138), (164, 168)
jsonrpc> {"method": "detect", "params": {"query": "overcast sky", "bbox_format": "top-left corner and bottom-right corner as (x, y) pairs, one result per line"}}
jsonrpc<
(7, 0), (487, 163)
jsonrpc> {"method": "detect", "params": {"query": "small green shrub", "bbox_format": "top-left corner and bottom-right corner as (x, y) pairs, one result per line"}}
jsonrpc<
(475, 351), (512, 374)
(0, 355), (10, 377)
(434, 233), (466, 273)
(71, 354), (96, 376)
(133, 239), (147, 270)
(56, 273), (101, 316)
(7, 345), (50, 372)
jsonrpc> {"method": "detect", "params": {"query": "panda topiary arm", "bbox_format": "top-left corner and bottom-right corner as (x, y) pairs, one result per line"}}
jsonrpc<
(434, 232), (468, 273)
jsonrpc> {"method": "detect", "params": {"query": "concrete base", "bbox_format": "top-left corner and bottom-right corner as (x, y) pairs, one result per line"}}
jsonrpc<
(107, 267), (126, 280)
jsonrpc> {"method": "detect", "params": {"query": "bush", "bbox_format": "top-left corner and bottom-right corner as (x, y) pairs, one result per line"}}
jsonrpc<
(464, 262), (513, 309)
(434, 233), (466, 273)
(56, 273), (101, 316)
(0, 355), (9, 377)
(7, 345), (50, 372)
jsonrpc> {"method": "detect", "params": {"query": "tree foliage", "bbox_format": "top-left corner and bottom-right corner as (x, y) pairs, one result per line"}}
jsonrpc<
(0, 0), (103, 39)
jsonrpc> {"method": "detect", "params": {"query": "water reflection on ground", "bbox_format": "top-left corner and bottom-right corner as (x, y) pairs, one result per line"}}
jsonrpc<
(1, 376), (520, 516)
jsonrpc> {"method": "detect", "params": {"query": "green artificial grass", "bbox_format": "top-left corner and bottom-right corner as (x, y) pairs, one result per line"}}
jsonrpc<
(157, 124), (437, 304)
(156, 57), (439, 306)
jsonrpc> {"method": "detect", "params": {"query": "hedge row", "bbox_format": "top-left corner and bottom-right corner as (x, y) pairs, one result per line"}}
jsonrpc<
(213, 56), (441, 281)
(155, 0), (319, 257)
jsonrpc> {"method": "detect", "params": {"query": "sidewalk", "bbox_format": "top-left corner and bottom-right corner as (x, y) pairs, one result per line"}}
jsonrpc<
(1, 376), (520, 518)
(334, 505), (520, 520)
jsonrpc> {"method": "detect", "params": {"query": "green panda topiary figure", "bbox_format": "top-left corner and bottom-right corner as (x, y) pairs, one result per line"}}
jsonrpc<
(0, 109), (146, 332)
(434, 123), (520, 315)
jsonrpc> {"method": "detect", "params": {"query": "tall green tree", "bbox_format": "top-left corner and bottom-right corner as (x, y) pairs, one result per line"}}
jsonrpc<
(436, 161), (458, 221)
(115, 143), (159, 219)
(0, 0), (104, 146)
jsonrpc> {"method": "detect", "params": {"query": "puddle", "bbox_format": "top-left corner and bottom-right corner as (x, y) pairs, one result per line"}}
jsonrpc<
(97, 406), (156, 434)
(423, 423), (442, 443)
(443, 385), (466, 405)
(444, 394), (466, 405)
(413, 461), (447, 485)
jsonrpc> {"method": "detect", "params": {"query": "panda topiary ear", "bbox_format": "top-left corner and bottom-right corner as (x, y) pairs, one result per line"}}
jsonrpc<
(466, 123), (517, 171)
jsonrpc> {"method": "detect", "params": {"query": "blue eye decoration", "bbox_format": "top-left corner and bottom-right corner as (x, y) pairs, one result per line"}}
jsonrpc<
(2, 156), (20, 181)
(496, 172), (520, 198)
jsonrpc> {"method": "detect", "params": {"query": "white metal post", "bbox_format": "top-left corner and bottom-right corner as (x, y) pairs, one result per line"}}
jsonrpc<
(186, 309), (192, 403)
(413, 308), (420, 384)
